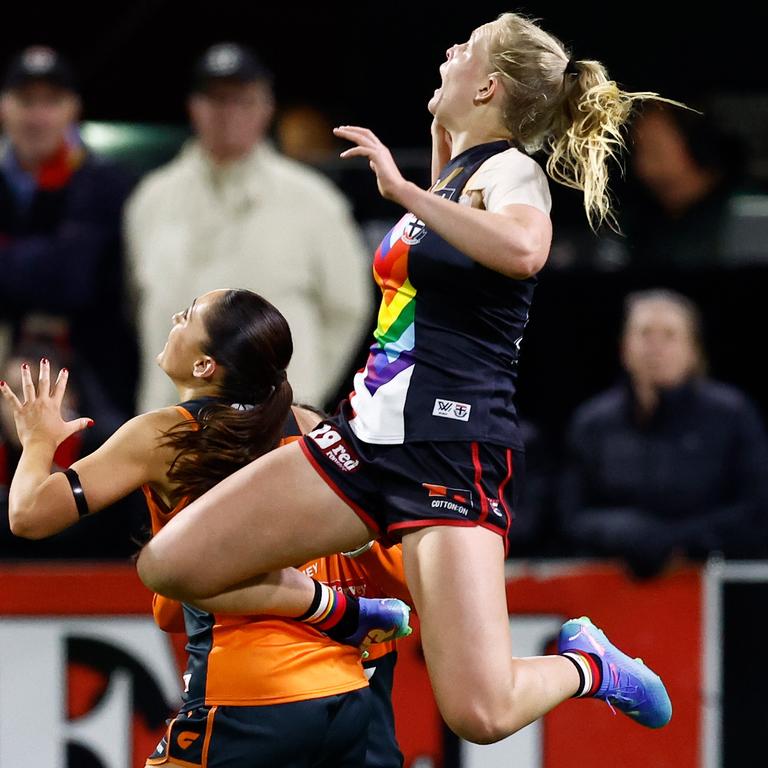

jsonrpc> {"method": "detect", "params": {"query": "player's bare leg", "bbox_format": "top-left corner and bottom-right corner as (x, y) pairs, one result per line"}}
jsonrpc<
(138, 440), (375, 601)
(402, 525), (580, 742)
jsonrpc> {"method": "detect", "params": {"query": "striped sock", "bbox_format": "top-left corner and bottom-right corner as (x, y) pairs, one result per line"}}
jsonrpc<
(562, 651), (603, 697)
(297, 581), (360, 641)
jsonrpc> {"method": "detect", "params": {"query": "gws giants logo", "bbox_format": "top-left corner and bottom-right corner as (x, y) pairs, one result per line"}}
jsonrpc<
(177, 731), (201, 750)
(423, 484), (474, 516)
(307, 424), (360, 472)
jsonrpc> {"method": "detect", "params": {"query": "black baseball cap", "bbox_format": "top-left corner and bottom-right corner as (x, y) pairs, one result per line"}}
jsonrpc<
(3, 46), (77, 92)
(192, 43), (272, 93)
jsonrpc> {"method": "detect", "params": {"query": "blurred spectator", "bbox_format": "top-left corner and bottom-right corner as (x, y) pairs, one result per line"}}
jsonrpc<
(0, 350), (146, 559)
(620, 103), (748, 268)
(505, 419), (559, 557)
(126, 43), (372, 412)
(276, 104), (339, 165)
(559, 289), (768, 578)
(0, 46), (138, 421)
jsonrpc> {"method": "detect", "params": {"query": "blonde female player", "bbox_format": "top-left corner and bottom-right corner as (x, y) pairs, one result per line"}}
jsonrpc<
(135, 13), (674, 743)
(1, 288), (411, 767)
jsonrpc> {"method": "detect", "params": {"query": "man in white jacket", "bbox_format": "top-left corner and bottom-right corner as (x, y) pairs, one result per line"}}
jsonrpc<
(125, 43), (372, 412)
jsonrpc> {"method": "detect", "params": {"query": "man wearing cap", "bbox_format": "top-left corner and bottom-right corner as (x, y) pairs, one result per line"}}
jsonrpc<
(126, 42), (372, 412)
(0, 46), (138, 424)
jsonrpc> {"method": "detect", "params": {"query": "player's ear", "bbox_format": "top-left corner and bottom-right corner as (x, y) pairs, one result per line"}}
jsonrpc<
(192, 356), (216, 379)
(474, 75), (498, 105)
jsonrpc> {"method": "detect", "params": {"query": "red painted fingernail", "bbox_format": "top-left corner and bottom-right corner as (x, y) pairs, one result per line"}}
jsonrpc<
(61, 368), (68, 374)
(87, 419), (95, 428)
(0, 381), (5, 387)
(41, 358), (48, 365)
(22, 363), (29, 370)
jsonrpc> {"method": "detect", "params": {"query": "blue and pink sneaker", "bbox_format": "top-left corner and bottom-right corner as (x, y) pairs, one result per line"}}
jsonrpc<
(558, 616), (672, 729)
(344, 597), (413, 648)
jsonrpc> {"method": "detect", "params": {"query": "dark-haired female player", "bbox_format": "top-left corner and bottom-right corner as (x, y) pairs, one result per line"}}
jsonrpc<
(1, 288), (410, 767)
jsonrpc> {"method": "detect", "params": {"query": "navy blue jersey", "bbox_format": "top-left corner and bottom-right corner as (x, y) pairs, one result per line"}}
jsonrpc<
(348, 140), (544, 448)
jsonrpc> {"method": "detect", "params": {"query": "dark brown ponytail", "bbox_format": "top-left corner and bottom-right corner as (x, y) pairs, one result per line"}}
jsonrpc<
(160, 289), (294, 505)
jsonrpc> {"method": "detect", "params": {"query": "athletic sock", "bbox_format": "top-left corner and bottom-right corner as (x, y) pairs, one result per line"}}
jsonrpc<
(561, 650), (603, 697)
(296, 580), (360, 641)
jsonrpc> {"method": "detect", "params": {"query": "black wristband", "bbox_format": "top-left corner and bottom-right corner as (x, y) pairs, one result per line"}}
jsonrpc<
(63, 468), (90, 518)
(296, 580), (324, 622)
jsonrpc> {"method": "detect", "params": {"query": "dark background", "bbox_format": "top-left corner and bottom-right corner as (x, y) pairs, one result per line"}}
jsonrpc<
(4, 1), (768, 137)
(5, 1), (768, 451)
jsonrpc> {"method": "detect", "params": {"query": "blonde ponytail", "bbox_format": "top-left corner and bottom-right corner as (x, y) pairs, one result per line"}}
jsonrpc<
(488, 13), (685, 231)
(547, 60), (672, 230)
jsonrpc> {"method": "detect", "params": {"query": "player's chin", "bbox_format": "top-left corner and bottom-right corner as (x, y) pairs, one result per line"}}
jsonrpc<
(427, 89), (442, 114)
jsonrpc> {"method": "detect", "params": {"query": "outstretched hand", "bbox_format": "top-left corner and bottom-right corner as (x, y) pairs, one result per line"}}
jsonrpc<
(333, 126), (411, 205)
(0, 360), (92, 450)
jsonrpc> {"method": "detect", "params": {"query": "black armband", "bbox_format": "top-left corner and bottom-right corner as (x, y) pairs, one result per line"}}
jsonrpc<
(63, 468), (90, 518)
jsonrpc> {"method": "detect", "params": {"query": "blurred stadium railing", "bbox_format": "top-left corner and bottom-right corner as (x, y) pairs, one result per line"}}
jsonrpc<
(0, 558), (762, 768)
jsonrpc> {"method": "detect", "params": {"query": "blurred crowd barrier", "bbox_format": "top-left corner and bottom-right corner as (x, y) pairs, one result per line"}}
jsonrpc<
(0, 558), (759, 768)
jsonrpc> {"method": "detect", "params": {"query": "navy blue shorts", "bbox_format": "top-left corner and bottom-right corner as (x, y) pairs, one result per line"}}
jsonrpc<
(146, 689), (371, 768)
(299, 412), (523, 553)
(363, 651), (403, 768)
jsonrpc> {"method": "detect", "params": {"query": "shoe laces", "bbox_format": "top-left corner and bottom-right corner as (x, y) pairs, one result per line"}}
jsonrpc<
(604, 661), (644, 716)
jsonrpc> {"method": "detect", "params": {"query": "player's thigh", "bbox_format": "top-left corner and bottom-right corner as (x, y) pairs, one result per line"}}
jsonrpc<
(140, 440), (374, 598)
(401, 525), (515, 719)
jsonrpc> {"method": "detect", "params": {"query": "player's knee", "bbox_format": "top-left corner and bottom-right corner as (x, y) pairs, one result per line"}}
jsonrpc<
(442, 701), (514, 745)
(136, 543), (169, 594)
(136, 542), (200, 600)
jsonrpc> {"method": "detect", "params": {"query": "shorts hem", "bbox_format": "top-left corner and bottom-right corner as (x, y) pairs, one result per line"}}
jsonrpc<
(202, 680), (369, 707)
(146, 758), (201, 768)
(388, 518), (508, 542)
(299, 438), (381, 535)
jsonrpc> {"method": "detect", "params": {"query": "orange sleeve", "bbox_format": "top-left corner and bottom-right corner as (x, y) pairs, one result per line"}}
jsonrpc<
(152, 593), (187, 634)
(352, 543), (412, 606)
